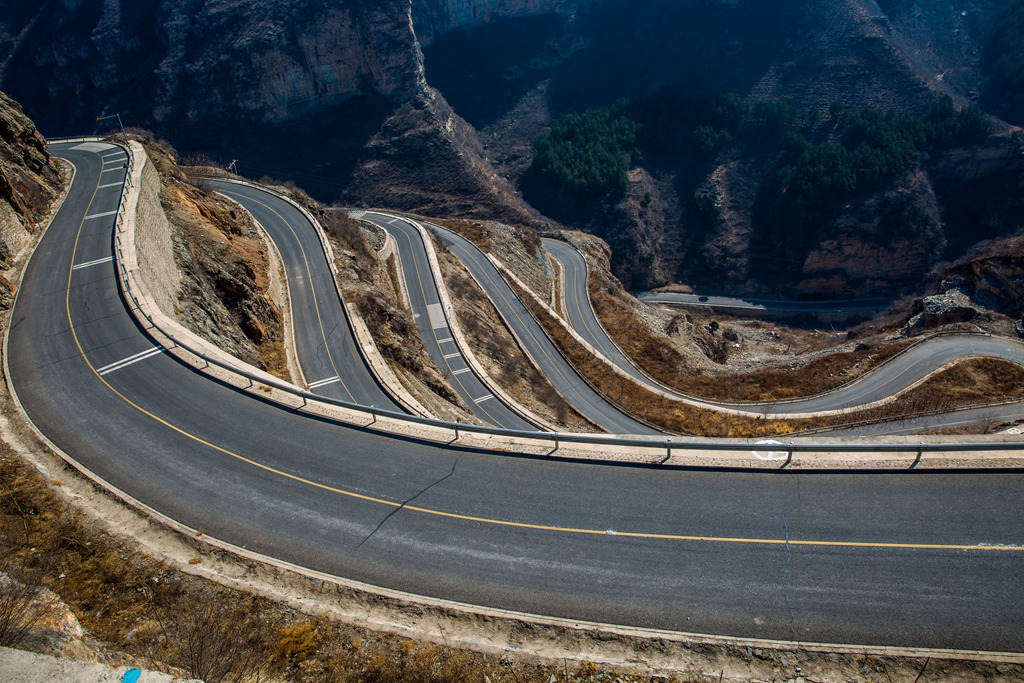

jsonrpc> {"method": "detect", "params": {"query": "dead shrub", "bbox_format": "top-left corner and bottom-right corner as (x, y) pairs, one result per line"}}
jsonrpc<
(0, 547), (54, 649)
(153, 592), (270, 683)
(272, 619), (322, 666)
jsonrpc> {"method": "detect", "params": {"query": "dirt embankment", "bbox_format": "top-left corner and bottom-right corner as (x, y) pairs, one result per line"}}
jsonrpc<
(0, 91), (66, 308)
(131, 138), (288, 376)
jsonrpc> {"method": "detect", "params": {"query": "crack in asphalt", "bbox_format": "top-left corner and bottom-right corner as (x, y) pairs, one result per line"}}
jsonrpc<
(779, 474), (802, 640)
(357, 457), (462, 550)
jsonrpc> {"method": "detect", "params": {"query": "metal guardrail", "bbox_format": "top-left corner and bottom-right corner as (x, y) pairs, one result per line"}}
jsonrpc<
(74, 137), (1024, 468)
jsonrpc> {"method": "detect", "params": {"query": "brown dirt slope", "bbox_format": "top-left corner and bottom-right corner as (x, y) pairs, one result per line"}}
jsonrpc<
(0, 90), (64, 304)
(138, 138), (287, 376)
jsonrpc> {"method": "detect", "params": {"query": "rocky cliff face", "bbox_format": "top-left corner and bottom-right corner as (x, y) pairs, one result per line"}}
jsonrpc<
(0, 91), (63, 271)
(413, 0), (590, 45)
(0, 0), (585, 133)
(3, 0), (1021, 300)
(2, 0), (426, 131)
(0, 0), (574, 223)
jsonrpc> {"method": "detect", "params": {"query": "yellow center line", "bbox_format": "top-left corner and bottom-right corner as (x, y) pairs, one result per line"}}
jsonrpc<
(55, 169), (1024, 555)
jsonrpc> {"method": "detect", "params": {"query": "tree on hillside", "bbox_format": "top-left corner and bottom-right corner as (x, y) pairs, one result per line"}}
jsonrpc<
(532, 103), (638, 196)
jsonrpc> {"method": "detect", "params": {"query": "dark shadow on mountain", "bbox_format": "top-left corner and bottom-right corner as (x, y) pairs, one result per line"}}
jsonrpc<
(547, 0), (807, 115)
(171, 96), (395, 203)
(422, 13), (577, 129)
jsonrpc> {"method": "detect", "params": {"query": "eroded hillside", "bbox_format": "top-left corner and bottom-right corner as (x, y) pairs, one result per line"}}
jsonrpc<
(0, 90), (65, 304)
(3, 0), (1022, 304)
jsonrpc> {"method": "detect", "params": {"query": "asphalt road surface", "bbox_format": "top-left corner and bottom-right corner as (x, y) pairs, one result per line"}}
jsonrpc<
(638, 291), (895, 314)
(356, 212), (536, 430)
(546, 239), (1024, 421)
(429, 224), (660, 435)
(208, 180), (402, 412)
(7, 146), (1023, 653)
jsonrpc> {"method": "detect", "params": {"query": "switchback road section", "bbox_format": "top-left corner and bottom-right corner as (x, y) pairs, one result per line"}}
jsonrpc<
(208, 181), (402, 412)
(6, 146), (1024, 654)
(357, 212), (537, 431)
(546, 238), (1024, 420)
(429, 223), (660, 435)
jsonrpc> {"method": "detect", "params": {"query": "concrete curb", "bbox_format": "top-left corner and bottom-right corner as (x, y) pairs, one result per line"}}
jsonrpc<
(4, 139), (1024, 674)
(103, 162), (1024, 470)
(0, 647), (197, 682)
(206, 180), (429, 417)
(371, 211), (560, 432)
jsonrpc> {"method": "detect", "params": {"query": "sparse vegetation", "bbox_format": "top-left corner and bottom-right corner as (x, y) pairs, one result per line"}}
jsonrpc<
(530, 91), (751, 200)
(585, 270), (910, 402)
(777, 97), (993, 203)
(1, 447), (702, 682)
(531, 102), (638, 197)
(984, 0), (1024, 121)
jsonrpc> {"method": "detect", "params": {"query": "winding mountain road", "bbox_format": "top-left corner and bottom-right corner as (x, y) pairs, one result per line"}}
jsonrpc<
(209, 181), (402, 411)
(354, 211), (536, 430)
(546, 238), (1024, 419)
(428, 222), (659, 435)
(6, 142), (1024, 654)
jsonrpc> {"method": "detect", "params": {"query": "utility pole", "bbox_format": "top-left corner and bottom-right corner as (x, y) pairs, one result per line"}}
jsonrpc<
(95, 112), (130, 151)
(227, 159), (239, 175)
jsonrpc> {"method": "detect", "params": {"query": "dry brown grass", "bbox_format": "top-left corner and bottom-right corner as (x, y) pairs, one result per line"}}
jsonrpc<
(589, 277), (909, 402)
(0, 446), (700, 682)
(515, 276), (1024, 436)
(515, 281), (798, 437)
(813, 357), (1024, 432)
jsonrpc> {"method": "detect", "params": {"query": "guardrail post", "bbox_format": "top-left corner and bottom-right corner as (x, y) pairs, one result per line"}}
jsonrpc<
(913, 443), (924, 468)
(784, 443), (794, 468)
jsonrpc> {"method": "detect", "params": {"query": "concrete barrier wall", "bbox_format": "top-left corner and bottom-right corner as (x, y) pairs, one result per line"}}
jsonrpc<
(108, 146), (1024, 471)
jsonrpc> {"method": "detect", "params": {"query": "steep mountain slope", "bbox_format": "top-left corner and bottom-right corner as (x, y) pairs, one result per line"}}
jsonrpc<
(0, 0), (570, 212)
(2, 0), (1021, 301)
(445, 0), (1024, 295)
(0, 91), (64, 310)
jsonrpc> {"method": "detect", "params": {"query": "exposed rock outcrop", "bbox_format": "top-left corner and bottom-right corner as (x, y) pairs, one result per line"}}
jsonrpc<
(3, 0), (1022, 300)
(0, 91), (62, 267)
(413, 0), (589, 44)
(908, 288), (983, 329)
(141, 140), (285, 371)
(342, 88), (544, 226)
